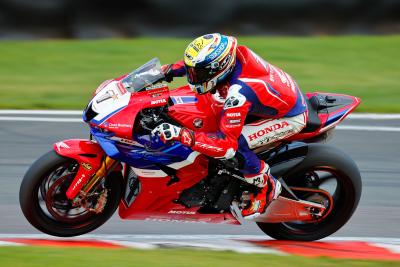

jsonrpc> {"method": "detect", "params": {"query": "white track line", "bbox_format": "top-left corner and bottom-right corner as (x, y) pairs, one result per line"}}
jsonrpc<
(0, 110), (82, 115)
(0, 241), (25, 246)
(336, 125), (400, 132)
(348, 113), (400, 120)
(1, 234), (399, 254)
(1, 110), (400, 120)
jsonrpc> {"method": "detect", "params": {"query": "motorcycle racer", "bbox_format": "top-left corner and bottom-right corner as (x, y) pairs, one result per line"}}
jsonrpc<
(153, 33), (308, 219)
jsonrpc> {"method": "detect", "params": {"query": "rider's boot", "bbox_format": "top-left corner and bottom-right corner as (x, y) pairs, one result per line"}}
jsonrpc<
(241, 161), (282, 220)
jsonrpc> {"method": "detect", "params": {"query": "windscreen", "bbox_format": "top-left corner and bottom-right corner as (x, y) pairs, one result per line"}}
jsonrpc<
(121, 58), (165, 92)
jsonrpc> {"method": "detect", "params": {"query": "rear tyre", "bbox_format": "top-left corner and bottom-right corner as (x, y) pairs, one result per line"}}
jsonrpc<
(257, 144), (362, 241)
(19, 150), (123, 237)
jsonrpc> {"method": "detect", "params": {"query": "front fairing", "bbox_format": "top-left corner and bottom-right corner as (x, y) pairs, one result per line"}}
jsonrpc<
(83, 80), (135, 139)
(83, 78), (170, 140)
(83, 58), (168, 140)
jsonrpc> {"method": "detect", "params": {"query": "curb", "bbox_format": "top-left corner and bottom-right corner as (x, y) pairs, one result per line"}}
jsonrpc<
(0, 235), (399, 261)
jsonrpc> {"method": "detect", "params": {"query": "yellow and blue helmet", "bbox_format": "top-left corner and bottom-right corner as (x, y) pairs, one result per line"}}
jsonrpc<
(184, 33), (237, 94)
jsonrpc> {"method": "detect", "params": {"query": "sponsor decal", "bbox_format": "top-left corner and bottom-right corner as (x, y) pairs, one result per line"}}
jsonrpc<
(219, 54), (231, 70)
(72, 174), (85, 191)
(207, 41), (226, 61)
(245, 174), (265, 187)
(81, 162), (92, 171)
(144, 218), (208, 224)
(112, 137), (141, 146)
(55, 141), (70, 151)
(225, 124), (241, 129)
(168, 210), (196, 215)
(150, 93), (162, 98)
(185, 52), (193, 60)
(228, 119), (241, 125)
(145, 83), (167, 90)
(195, 142), (223, 152)
(248, 121), (290, 142)
(269, 64), (295, 91)
(181, 129), (194, 146)
(193, 38), (205, 50)
(224, 96), (240, 108)
(193, 118), (203, 128)
(107, 123), (131, 129)
(226, 112), (241, 118)
(151, 99), (167, 105)
(252, 129), (295, 147)
(117, 82), (127, 94)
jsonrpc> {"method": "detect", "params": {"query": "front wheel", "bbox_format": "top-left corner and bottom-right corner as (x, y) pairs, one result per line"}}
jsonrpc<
(257, 144), (362, 241)
(19, 150), (123, 237)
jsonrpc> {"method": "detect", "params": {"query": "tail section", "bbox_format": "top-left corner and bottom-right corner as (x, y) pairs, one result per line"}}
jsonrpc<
(289, 92), (361, 141)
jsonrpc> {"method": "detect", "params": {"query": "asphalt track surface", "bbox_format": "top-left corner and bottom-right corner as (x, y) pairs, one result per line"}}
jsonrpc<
(0, 114), (399, 237)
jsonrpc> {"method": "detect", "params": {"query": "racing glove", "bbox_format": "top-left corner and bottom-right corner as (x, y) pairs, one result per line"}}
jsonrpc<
(152, 123), (195, 147)
(161, 64), (174, 83)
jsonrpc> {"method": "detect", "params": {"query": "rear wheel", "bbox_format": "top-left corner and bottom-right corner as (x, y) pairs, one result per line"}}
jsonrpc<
(257, 144), (362, 241)
(19, 150), (123, 237)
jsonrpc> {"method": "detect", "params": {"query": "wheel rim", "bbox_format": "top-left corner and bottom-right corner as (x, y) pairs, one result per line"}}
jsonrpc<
(281, 167), (354, 234)
(37, 161), (99, 226)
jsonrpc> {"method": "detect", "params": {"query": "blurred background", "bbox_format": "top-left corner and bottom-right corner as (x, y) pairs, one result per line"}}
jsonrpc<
(0, 0), (399, 39)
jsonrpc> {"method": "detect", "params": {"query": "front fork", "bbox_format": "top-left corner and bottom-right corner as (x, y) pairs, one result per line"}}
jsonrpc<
(79, 156), (119, 196)
(69, 156), (119, 213)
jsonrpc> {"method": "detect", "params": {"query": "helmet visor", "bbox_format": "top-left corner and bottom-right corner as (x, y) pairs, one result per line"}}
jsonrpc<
(186, 66), (214, 85)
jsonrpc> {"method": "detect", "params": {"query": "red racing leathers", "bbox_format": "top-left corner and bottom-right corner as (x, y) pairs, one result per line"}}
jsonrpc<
(166, 46), (307, 165)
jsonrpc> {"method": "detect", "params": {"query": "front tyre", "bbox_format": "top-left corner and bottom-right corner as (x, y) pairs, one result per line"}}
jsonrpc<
(19, 150), (123, 237)
(258, 144), (362, 241)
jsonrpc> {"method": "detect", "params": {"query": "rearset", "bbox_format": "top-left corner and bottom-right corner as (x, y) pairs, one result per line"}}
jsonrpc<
(230, 196), (326, 224)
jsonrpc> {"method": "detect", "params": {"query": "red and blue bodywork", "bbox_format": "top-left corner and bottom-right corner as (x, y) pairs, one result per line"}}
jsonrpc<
(53, 62), (360, 224)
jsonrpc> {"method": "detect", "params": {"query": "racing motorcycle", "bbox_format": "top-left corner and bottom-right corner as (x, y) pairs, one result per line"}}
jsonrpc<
(20, 58), (362, 240)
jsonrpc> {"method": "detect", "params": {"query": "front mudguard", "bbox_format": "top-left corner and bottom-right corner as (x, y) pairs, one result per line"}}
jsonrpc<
(53, 139), (105, 199)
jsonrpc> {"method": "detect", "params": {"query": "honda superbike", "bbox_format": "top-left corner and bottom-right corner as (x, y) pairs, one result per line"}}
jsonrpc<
(20, 58), (362, 240)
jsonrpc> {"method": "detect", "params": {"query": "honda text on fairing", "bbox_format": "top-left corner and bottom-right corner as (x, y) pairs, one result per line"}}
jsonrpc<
(19, 58), (362, 240)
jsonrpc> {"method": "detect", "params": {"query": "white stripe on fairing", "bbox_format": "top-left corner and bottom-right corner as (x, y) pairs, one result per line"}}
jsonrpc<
(167, 151), (200, 169)
(0, 116), (82, 122)
(130, 166), (168, 178)
(336, 125), (400, 132)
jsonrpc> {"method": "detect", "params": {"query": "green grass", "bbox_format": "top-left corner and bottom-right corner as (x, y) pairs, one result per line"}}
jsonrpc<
(0, 247), (399, 267)
(0, 35), (399, 112)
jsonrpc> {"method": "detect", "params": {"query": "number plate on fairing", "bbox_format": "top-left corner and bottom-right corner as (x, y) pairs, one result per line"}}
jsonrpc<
(90, 81), (131, 125)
